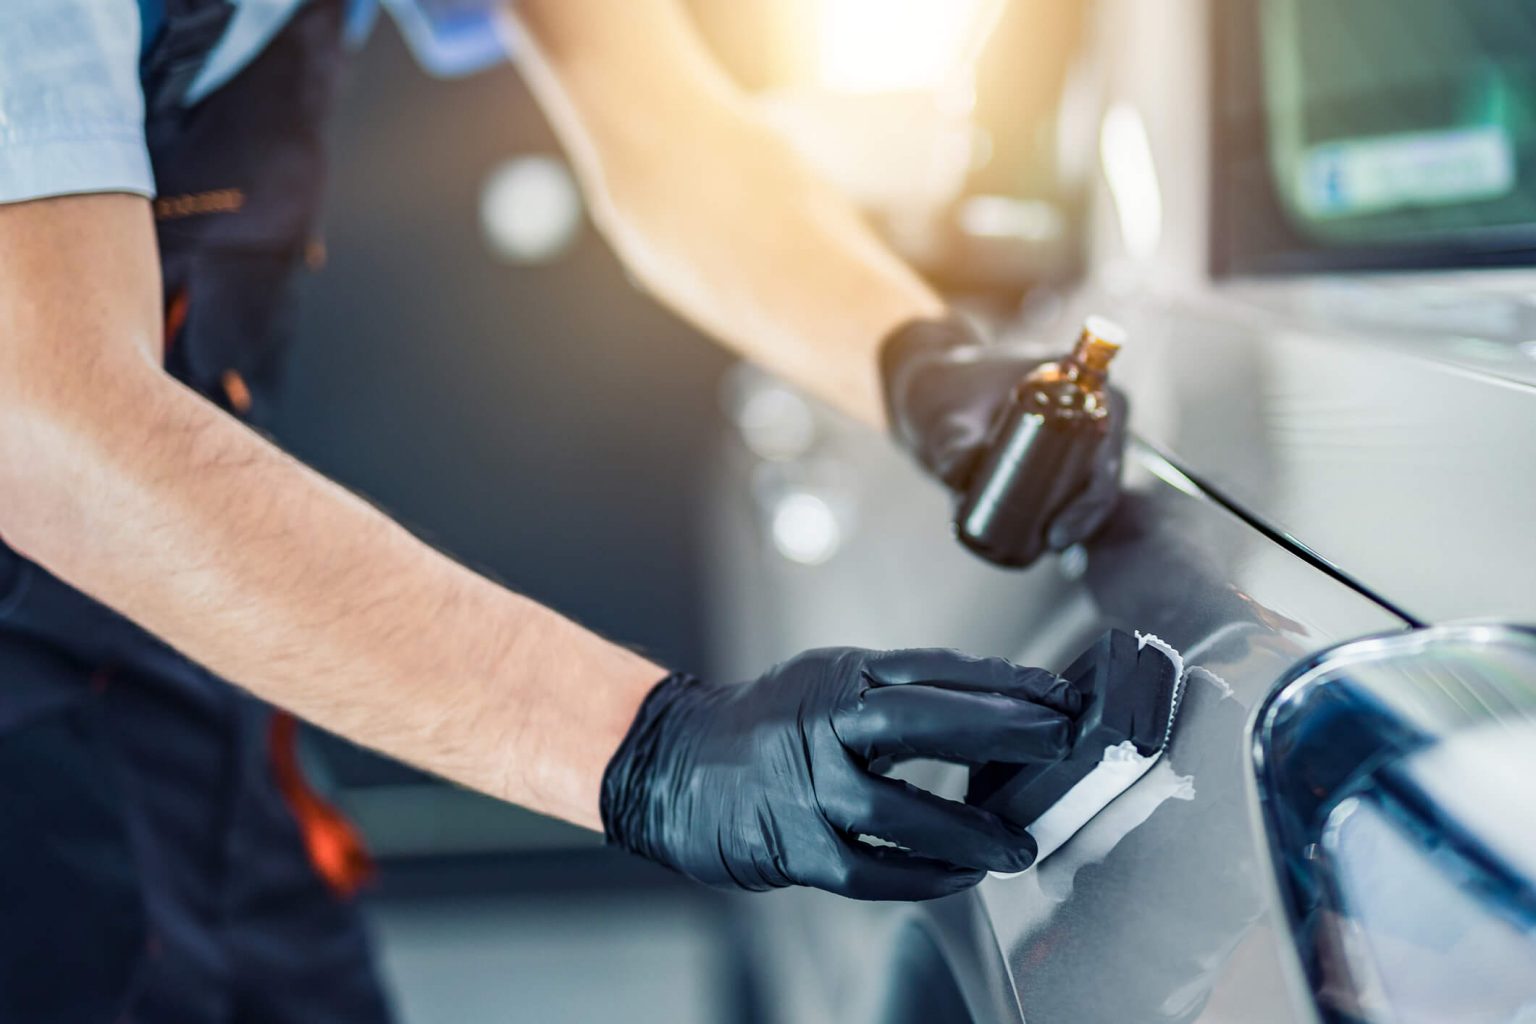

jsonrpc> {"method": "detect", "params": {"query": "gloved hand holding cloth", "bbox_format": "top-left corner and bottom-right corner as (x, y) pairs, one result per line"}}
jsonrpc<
(601, 648), (1081, 901)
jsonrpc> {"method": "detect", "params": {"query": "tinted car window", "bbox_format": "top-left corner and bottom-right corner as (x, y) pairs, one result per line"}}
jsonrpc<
(1214, 0), (1536, 274)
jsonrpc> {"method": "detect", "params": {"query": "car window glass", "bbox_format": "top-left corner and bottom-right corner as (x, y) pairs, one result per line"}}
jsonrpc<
(1215, 0), (1536, 273)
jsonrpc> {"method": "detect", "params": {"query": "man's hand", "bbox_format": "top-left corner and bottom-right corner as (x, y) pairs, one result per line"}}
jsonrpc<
(880, 316), (1129, 554)
(601, 647), (1080, 901)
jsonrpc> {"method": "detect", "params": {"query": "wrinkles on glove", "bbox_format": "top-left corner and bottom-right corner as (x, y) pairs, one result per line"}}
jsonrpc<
(600, 648), (1078, 901)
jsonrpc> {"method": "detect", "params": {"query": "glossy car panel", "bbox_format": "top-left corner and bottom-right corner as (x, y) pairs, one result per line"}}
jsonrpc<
(969, 453), (1404, 1024)
(702, 0), (1533, 1018)
(706, 436), (1404, 1023)
(1102, 291), (1536, 626)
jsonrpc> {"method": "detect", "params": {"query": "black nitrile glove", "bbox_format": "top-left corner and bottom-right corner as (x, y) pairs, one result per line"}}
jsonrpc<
(601, 647), (1080, 902)
(880, 315), (1128, 553)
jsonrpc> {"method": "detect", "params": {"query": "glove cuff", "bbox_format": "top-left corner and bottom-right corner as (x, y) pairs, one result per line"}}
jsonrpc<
(599, 671), (697, 857)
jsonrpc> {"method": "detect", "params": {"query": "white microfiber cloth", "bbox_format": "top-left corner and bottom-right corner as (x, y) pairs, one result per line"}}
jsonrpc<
(991, 632), (1187, 878)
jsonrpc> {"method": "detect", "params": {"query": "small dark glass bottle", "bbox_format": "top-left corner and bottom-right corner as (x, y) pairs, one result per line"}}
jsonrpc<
(954, 317), (1124, 567)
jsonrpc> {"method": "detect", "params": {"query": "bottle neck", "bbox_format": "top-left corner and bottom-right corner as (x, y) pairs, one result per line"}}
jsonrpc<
(1069, 334), (1119, 386)
(1067, 368), (1106, 398)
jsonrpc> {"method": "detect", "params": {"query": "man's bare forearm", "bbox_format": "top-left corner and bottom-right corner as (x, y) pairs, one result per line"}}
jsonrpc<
(509, 0), (947, 428)
(0, 196), (660, 830)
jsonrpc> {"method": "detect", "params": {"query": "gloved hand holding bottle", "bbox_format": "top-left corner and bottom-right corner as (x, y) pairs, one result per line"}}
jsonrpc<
(601, 647), (1081, 901)
(879, 314), (1130, 566)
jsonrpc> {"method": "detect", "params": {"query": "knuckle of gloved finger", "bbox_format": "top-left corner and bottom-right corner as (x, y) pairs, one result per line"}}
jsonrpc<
(1016, 665), (1064, 692)
(855, 648), (910, 687)
(941, 654), (1013, 696)
(983, 698), (1069, 742)
(846, 701), (897, 753)
(800, 645), (859, 671)
(820, 853), (871, 897)
(830, 646), (876, 681)
(1026, 712), (1074, 757)
(1034, 673), (1084, 717)
(975, 654), (1026, 691)
(802, 648), (870, 697)
(812, 771), (876, 834)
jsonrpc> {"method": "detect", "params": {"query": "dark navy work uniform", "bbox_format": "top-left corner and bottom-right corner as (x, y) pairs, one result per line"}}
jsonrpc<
(0, 1), (393, 1020)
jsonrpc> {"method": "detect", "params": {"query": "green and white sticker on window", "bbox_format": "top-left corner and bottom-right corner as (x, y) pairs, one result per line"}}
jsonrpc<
(1297, 125), (1516, 220)
(1257, 0), (1536, 245)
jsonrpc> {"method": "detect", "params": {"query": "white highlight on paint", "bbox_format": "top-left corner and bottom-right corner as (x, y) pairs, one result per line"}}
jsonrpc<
(480, 155), (583, 264)
(1007, 740), (1164, 872)
(1139, 447), (1205, 500)
(1100, 103), (1164, 262)
(1034, 758), (1195, 903)
(770, 492), (841, 565)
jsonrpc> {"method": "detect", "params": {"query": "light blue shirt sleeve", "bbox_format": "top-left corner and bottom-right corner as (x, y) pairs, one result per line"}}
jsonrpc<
(0, 0), (155, 204)
(0, 0), (511, 204)
(380, 0), (513, 78)
(188, 0), (513, 104)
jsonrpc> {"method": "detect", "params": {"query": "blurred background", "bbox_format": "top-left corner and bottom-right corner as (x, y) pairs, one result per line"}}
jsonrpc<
(267, 2), (1089, 1020)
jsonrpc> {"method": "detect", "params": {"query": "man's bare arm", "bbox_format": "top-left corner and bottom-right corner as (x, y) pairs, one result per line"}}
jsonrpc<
(0, 193), (661, 829)
(507, 0), (947, 429)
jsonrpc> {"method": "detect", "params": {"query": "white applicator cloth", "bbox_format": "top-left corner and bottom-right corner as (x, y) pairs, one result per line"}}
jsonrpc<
(992, 632), (1187, 878)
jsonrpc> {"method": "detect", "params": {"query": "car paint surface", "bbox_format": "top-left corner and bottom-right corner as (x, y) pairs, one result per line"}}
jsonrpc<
(970, 453), (1404, 1023)
(713, 281), (1535, 1022)
(1102, 286), (1536, 626)
(702, 0), (1532, 1018)
(707, 433), (1403, 1023)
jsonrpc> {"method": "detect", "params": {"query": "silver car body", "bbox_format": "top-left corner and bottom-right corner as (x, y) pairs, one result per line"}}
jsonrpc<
(705, 1), (1536, 1020)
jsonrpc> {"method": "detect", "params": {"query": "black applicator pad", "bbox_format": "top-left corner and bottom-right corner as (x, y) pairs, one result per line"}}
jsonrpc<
(968, 629), (1180, 826)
